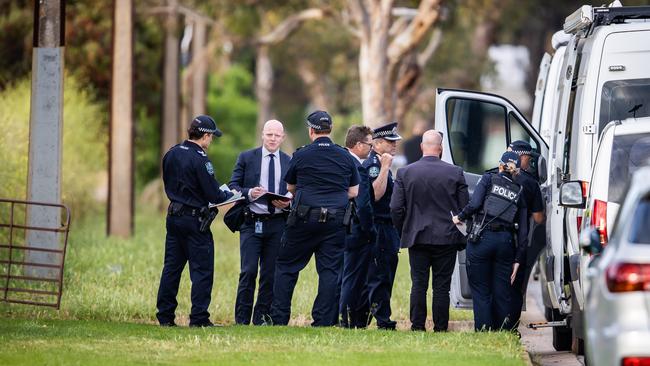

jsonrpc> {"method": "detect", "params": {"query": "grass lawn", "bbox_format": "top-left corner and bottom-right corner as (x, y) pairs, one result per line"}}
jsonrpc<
(0, 209), (526, 365)
(0, 318), (524, 366)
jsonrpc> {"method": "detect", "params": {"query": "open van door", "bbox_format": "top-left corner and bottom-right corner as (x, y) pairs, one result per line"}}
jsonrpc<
(531, 53), (552, 132)
(435, 88), (549, 308)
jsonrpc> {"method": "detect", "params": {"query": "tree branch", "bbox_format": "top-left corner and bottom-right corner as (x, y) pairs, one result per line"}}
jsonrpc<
(417, 27), (442, 67)
(257, 8), (331, 45)
(387, 0), (442, 66)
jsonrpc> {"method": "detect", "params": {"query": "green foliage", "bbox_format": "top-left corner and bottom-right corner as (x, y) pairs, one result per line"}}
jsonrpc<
(0, 2), (32, 88)
(206, 65), (258, 183)
(0, 77), (107, 216)
(0, 318), (525, 366)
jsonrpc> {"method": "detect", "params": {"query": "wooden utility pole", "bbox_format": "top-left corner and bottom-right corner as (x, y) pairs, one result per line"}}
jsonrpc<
(26, 0), (65, 275)
(108, 0), (134, 237)
(162, 0), (180, 153)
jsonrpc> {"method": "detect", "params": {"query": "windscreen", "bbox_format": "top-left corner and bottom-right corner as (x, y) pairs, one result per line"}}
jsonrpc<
(629, 198), (650, 244)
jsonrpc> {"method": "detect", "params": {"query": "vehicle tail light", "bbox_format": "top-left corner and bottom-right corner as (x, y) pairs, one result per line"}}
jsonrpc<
(606, 263), (650, 293)
(622, 357), (650, 366)
(591, 199), (608, 246)
(577, 215), (583, 234)
(576, 181), (588, 234)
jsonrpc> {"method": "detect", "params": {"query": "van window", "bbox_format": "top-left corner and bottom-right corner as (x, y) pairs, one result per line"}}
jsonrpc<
(446, 98), (506, 174)
(628, 198), (650, 244)
(599, 79), (650, 136)
(609, 133), (650, 204)
(508, 112), (539, 153)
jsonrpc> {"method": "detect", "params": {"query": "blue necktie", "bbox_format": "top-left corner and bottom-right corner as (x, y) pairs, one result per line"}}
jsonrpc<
(268, 154), (275, 213)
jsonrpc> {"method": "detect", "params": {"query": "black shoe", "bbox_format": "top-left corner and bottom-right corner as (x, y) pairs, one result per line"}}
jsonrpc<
(189, 321), (222, 328)
(411, 326), (426, 332)
(159, 322), (177, 327)
(378, 321), (397, 330)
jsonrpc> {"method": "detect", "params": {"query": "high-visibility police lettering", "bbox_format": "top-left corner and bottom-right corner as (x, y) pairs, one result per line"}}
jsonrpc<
(491, 184), (517, 200)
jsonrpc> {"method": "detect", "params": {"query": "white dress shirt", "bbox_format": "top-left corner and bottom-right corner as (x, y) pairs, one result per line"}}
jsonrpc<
(248, 147), (281, 214)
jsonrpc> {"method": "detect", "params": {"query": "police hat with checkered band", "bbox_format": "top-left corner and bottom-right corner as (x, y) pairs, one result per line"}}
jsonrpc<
(190, 115), (222, 137)
(508, 140), (533, 156)
(372, 122), (402, 141)
(306, 110), (333, 131)
(500, 151), (521, 169)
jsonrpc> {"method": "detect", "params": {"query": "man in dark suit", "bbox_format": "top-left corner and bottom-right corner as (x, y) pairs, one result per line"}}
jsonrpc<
(228, 119), (291, 325)
(390, 130), (469, 332)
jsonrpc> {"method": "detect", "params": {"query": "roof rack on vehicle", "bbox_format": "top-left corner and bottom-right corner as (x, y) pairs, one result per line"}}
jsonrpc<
(564, 5), (650, 34)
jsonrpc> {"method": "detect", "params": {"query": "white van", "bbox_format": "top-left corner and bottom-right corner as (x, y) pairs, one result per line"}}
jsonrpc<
(439, 3), (650, 351)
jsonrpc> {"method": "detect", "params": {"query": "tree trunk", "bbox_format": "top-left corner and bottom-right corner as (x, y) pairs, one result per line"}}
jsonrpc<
(161, 0), (180, 154)
(255, 44), (273, 132)
(108, 0), (134, 238)
(296, 59), (330, 110)
(191, 18), (207, 118)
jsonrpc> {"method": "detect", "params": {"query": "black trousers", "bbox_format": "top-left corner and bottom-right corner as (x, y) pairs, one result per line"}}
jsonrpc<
(235, 216), (284, 325)
(270, 217), (345, 327)
(408, 244), (458, 331)
(367, 222), (399, 329)
(339, 225), (373, 328)
(156, 215), (214, 326)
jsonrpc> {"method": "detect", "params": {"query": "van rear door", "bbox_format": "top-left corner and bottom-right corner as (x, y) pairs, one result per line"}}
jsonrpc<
(435, 88), (548, 308)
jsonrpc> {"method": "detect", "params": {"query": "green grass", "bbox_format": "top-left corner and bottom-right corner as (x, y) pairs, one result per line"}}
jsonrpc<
(0, 210), (525, 365)
(0, 318), (524, 366)
(0, 209), (472, 325)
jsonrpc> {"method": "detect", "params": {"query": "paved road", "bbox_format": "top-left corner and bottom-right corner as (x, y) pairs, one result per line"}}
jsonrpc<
(519, 277), (584, 366)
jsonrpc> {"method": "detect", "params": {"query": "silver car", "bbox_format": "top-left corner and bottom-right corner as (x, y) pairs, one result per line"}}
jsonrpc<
(582, 167), (650, 366)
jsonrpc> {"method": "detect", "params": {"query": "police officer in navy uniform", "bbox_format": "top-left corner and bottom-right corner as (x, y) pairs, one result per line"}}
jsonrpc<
(363, 122), (402, 330)
(339, 125), (375, 328)
(156, 115), (235, 327)
(269, 110), (360, 327)
(453, 151), (528, 331)
(507, 140), (545, 331)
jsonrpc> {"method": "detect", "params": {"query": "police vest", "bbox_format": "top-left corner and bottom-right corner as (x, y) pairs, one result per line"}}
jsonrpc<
(481, 174), (521, 224)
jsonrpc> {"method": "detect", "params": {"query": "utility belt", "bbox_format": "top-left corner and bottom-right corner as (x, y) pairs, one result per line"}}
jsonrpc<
(287, 204), (344, 226)
(246, 210), (288, 223)
(483, 223), (516, 232)
(168, 202), (200, 217)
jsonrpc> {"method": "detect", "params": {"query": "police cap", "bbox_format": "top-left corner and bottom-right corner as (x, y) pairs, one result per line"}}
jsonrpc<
(509, 140), (533, 155)
(191, 115), (222, 137)
(372, 122), (402, 141)
(306, 110), (333, 131)
(500, 151), (521, 168)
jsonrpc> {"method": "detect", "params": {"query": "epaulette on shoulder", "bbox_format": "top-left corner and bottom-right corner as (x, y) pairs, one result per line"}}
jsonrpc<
(196, 149), (207, 157)
(294, 145), (307, 153)
(333, 143), (346, 150)
(485, 167), (498, 174)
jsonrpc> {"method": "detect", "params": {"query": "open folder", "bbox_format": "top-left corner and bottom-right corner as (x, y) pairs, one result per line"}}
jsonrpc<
(209, 185), (245, 208)
(254, 192), (293, 203)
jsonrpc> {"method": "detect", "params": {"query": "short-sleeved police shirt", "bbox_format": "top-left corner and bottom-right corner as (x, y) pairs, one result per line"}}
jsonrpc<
(362, 150), (393, 219)
(515, 170), (544, 214)
(284, 136), (360, 209)
(162, 140), (231, 208)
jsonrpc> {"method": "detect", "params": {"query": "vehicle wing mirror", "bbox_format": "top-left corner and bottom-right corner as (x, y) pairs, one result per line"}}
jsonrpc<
(559, 180), (586, 208)
(579, 227), (603, 255)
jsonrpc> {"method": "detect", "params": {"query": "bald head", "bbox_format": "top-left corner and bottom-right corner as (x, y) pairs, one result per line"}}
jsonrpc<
(262, 119), (285, 152)
(421, 129), (443, 157)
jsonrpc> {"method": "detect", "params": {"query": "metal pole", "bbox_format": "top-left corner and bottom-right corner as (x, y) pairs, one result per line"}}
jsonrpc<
(26, 0), (66, 277)
(108, 0), (134, 237)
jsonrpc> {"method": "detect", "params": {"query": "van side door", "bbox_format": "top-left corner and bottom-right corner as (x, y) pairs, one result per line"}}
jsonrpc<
(435, 88), (548, 308)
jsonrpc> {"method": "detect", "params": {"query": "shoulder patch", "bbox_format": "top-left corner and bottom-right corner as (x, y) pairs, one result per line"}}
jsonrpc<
(179, 145), (188, 150)
(205, 162), (214, 175)
(368, 166), (380, 178)
(196, 150), (207, 157)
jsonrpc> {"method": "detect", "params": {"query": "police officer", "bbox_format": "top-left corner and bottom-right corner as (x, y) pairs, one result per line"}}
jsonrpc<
(507, 140), (545, 331)
(453, 151), (528, 331)
(269, 110), (360, 327)
(156, 115), (235, 327)
(363, 122), (402, 330)
(339, 125), (375, 328)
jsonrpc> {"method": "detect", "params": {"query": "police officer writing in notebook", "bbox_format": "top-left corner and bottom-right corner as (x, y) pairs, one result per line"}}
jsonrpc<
(363, 122), (402, 330)
(269, 110), (359, 327)
(157, 115), (235, 327)
(453, 151), (528, 331)
(228, 120), (291, 326)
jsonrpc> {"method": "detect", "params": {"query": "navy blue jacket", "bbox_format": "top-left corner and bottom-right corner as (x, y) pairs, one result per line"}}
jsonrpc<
(228, 147), (291, 203)
(458, 172), (528, 263)
(162, 140), (232, 208)
(284, 136), (360, 209)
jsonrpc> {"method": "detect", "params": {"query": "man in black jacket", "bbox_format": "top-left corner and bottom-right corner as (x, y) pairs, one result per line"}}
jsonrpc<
(390, 130), (469, 331)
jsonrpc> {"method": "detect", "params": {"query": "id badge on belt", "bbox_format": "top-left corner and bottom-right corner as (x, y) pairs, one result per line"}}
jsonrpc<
(255, 220), (263, 234)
